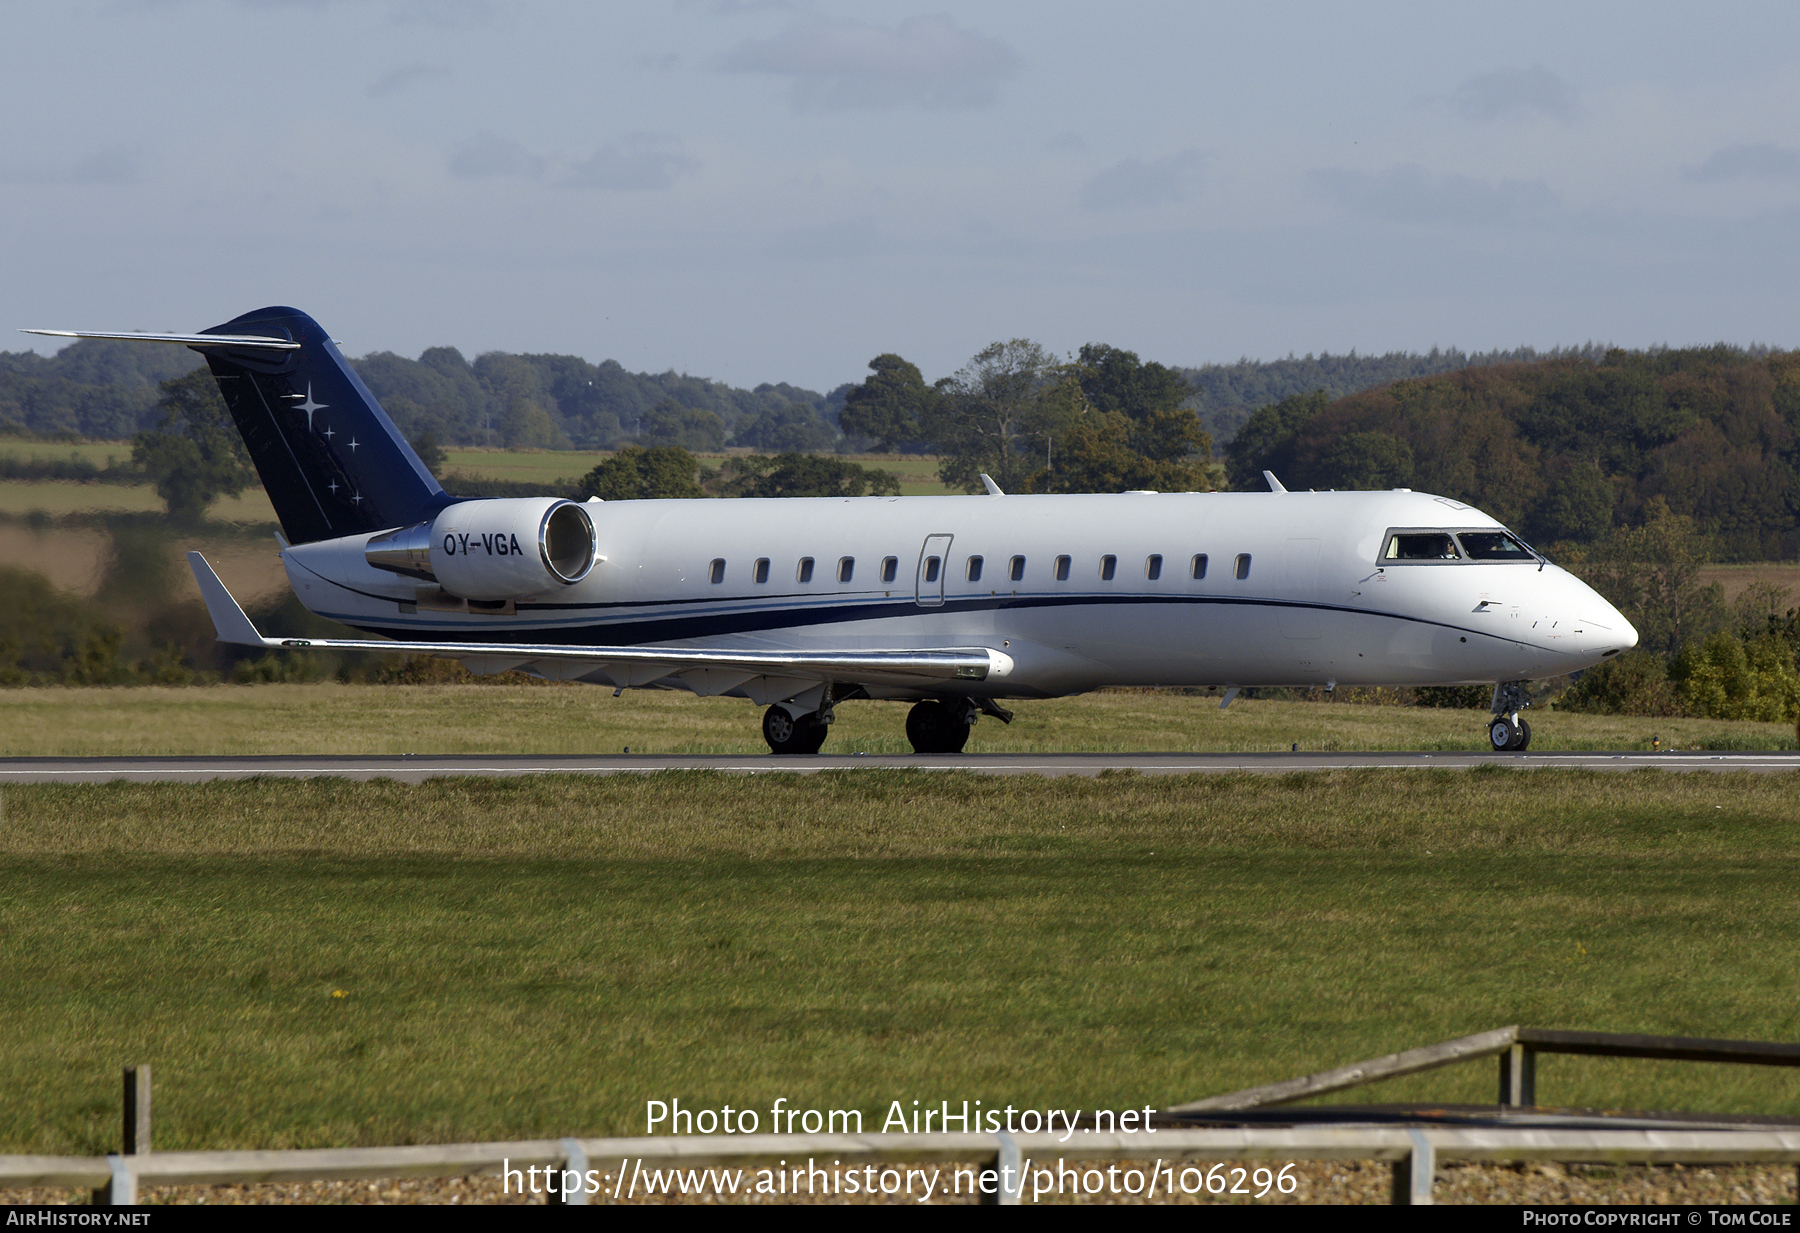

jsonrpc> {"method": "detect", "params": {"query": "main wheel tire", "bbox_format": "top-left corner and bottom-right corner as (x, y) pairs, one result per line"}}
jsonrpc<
(1515, 718), (1532, 751)
(763, 705), (828, 755)
(905, 700), (970, 754)
(1489, 718), (1517, 752)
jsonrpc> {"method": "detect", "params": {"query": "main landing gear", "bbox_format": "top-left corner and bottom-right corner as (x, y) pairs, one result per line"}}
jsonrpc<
(760, 695), (1014, 755)
(1488, 680), (1533, 752)
(905, 700), (972, 754)
(904, 698), (1014, 755)
(763, 704), (828, 755)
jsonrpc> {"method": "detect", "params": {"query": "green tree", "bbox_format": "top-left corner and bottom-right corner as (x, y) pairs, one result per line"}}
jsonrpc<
(131, 368), (254, 525)
(1532, 456), (1615, 544)
(1317, 430), (1415, 491)
(931, 340), (1083, 493)
(838, 354), (940, 452)
(1671, 630), (1800, 722)
(1226, 389), (1328, 490)
(732, 400), (838, 453)
(1068, 343), (1212, 475)
(716, 453), (900, 498)
(1032, 410), (1213, 493)
(0, 567), (130, 685)
(638, 397), (726, 453)
(412, 431), (448, 476)
(574, 446), (705, 500)
(1569, 499), (1725, 656)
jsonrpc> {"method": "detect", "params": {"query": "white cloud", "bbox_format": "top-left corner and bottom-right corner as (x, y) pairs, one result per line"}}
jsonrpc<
(67, 145), (139, 185)
(1080, 150), (1205, 213)
(447, 132), (543, 180)
(1684, 142), (1800, 182)
(720, 14), (1018, 112)
(1310, 164), (1559, 226)
(0, 145), (138, 186)
(559, 134), (699, 191)
(767, 215), (879, 261)
(1452, 66), (1578, 123)
(366, 63), (448, 98)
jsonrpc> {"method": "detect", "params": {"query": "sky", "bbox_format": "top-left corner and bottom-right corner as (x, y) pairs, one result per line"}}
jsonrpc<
(5, 0), (1799, 394)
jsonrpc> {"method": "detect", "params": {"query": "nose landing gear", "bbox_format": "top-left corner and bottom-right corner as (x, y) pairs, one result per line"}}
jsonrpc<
(1488, 681), (1533, 752)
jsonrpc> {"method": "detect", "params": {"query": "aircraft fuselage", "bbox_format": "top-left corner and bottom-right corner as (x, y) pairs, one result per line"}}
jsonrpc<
(281, 487), (1635, 700)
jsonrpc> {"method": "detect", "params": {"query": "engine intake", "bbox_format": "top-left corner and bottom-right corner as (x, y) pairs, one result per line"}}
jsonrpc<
(366, 498), (598, 600)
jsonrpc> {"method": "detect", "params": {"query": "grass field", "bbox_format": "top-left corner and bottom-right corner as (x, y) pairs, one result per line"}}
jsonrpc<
(3, 768), (1799, 1155)
(0, 439), (141, 468)
(3, 685), (1796, 756)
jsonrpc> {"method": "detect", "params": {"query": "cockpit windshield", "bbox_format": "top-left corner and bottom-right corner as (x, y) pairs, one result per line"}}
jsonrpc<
(1381, 529), (1539, 564)
(1456, 531), (1534, 560)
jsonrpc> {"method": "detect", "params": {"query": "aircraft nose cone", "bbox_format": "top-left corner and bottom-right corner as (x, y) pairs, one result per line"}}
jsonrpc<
(1578, 593), (1637, 655)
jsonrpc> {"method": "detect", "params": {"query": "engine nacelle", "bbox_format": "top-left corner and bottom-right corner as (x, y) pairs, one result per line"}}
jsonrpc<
(366, 497), (599, 600)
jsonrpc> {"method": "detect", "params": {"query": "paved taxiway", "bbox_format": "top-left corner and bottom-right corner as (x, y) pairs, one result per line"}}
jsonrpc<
(3, 750), (1798, 784)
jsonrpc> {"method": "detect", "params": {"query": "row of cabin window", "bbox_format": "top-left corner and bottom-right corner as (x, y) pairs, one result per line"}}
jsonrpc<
(705, 553), (1254, 585)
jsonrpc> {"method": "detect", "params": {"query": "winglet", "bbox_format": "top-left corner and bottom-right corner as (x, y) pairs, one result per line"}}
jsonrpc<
(1262, 470), (1287, 494)
(187, 552), (278, 647)
(979, 473), (1005, 497)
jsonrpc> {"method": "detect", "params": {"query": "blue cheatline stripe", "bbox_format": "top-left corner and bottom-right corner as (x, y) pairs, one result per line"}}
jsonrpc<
(313, 591), (1535, 651)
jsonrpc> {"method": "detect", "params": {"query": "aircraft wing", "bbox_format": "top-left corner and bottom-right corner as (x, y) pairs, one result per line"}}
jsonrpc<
(188, 552), (1009, 693)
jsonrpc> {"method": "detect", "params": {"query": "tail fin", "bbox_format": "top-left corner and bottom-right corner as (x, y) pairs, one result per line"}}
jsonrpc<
(195, 307), (453, 544)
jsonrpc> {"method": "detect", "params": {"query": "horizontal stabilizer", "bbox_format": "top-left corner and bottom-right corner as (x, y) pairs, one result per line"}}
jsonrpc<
(22, 328), (300, 351)
(185, 553), (1010, 688)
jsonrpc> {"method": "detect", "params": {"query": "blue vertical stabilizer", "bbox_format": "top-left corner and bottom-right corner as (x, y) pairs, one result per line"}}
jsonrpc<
(196, 307), (453, 545)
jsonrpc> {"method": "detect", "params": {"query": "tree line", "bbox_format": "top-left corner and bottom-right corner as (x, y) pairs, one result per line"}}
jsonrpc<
(4, 334), (1639, 457)
(0, 336), (851, 453)
(1228, 347), (1800, 561)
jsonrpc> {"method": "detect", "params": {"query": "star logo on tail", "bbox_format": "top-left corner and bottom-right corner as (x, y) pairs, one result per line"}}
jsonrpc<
(296, 384), (328, 432)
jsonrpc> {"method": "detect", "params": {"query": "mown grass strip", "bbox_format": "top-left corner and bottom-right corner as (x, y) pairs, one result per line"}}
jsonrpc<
(3, 771), (1798, 1153)
(4, 686), (1795, 757)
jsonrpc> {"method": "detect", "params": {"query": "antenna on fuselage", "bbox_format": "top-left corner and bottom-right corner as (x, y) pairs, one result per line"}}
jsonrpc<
(1262, 471), (1287, 493)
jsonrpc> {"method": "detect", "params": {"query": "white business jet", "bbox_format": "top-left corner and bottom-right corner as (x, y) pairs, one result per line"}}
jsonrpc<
(28, 308), (1638, 754)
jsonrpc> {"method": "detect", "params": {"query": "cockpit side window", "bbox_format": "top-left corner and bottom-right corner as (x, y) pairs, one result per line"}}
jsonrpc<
(1383, 532), (1461, 561)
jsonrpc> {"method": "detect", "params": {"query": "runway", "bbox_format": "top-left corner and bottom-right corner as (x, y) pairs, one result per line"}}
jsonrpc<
(4, 750), (1799, 784)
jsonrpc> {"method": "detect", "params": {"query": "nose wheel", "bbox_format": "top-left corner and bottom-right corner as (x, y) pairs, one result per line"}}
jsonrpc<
(1487, 680), (1534, 752)
(1488, 716), (1532, 752)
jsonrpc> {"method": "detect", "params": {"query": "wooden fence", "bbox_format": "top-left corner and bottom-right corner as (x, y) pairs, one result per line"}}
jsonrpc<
(11, 1025), (1800, 1206)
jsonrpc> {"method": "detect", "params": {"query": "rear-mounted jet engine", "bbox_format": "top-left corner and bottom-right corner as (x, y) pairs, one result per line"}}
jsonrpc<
(365, 497), (598, 600)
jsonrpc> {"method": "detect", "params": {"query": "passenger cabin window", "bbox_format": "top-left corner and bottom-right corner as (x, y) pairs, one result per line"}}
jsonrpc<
(753, 558), (770, 584)
(1458, 531), (1533, 560)
(1145, 554), (1162, 581)
(1100, 555), (1117, 581)
(1191, 553), (1208, 580)
(1234, 553), (1252, 580)
(1385, 532), (1461, 561)
(708, 558), (725, 584)
(838, 557), (855, 583)
(923, 556), (941, 583)
(797, 557), (815, 583)
(1009, 555), (1025, 582)
(966, 556), (983, 582)
(1054, 555), (1071, 581)
(881, 556), (898, 583)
